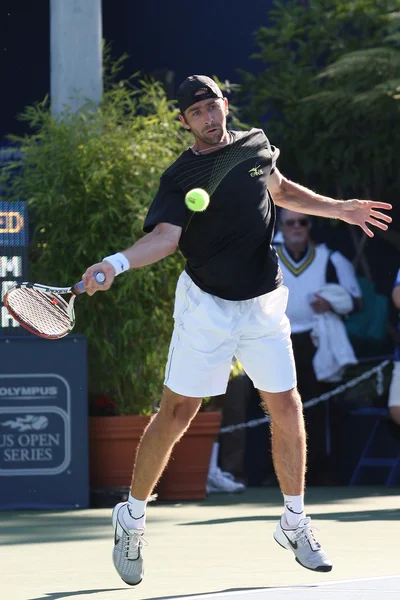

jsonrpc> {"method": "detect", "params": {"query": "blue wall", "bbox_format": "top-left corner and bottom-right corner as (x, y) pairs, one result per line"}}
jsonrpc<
(102, 0), (274, 89)
(0, 0), (274, 138)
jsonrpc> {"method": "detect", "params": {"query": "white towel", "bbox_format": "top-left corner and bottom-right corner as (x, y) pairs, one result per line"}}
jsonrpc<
(311, 284), (358, 382)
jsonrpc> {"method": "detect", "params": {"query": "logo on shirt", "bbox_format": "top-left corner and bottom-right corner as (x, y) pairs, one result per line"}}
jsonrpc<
(248, 164), (263, 177)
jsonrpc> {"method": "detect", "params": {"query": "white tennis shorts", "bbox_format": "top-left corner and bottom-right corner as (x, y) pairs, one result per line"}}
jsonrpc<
(164, 271), (296, 397)
(388, 361), (400, 407)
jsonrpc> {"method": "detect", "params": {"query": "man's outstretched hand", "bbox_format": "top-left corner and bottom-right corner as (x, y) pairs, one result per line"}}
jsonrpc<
(339, 200), (392, 238)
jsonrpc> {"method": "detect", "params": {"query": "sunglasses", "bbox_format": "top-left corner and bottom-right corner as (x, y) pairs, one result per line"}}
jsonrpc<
(282, 219), (309, 227)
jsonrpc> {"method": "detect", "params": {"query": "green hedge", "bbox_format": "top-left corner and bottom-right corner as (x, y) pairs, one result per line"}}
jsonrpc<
(2, 80), (189, 414)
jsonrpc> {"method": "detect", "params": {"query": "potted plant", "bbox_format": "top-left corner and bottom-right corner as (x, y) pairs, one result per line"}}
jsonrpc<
(2, 61), (221, 501)
(154, 403), (222, 501)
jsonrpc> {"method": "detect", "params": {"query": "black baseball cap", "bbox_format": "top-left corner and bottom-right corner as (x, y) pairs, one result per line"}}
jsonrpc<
(177, 75), (224, 114)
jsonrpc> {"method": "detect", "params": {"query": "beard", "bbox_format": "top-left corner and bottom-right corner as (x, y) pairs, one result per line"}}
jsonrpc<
(198, 125), (224, 146)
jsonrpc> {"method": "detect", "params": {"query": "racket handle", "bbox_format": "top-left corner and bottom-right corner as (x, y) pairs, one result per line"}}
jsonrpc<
(94, 271), (106, 284)
(73, 271), (106, 295)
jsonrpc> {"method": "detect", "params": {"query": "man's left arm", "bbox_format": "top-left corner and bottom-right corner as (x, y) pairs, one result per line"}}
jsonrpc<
(268, 168), (392, 238)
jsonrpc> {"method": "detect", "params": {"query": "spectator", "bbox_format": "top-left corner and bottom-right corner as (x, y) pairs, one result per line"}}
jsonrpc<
(388, 268), (400, 425)
(274, 209), (362, 484)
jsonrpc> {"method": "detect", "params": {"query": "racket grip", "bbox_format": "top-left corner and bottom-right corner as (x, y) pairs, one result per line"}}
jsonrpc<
(94, 271), (106, 284)
(73, 271), (106, 295)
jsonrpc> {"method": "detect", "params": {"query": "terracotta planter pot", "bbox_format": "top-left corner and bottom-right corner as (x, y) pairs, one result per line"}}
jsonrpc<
(89, 415), (150, 488)
(89, 410), (222, 501)
(156, 410), (222, 501)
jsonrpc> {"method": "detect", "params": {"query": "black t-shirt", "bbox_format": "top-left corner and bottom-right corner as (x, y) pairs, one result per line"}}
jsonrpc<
(143, 128), (283, 300)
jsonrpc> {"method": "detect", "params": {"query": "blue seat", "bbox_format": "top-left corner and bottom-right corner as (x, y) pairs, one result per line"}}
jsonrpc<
(349, 407), (400, 487)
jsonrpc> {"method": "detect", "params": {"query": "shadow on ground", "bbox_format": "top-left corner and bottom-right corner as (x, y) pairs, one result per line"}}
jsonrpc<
(148, 588), (272, 600)
(148, 583), (327, 600)
(178, 507), (400, 527)
(192, 486), (400, 508)
(0, 512), (113, 546)
(28, 590), (126, 600)
(0, 507), (165, 546)
(29, 589), (272, 600)
(2, 487), (398, 546)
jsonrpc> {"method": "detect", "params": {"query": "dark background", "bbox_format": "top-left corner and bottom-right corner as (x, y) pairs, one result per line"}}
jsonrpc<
(0, 0), (273, 138)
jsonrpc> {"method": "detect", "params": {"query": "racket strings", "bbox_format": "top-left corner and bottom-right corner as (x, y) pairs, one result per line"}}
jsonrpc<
(6, 287), (72, 337)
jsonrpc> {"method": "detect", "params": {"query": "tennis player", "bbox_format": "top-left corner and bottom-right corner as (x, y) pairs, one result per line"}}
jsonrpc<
(82, 75), (392, 586)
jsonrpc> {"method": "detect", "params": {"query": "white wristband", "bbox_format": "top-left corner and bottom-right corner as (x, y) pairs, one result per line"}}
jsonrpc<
(102, 252), (130, 276)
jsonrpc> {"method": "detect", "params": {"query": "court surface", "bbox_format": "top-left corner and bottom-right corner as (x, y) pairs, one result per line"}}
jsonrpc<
(1, 486), (399, 600)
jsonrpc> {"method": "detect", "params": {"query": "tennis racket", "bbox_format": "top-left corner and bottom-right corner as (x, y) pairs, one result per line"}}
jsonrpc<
(3, 271), (106, 340)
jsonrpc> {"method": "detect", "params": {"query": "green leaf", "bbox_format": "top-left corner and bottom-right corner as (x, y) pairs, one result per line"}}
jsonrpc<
(4, 66), (187, 415)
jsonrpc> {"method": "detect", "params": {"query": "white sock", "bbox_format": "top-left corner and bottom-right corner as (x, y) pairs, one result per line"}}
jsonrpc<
(208, 442), (219, 476)
(123, 494), (147, 530)
(283, 494), (305, 527)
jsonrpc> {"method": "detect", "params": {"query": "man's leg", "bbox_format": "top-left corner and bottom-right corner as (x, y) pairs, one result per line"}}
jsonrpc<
(259, 387), (306, 497)
(259, 387), (332, 573)
(112, 386), (202, 586)
(234, 286), (332, 572)
(131, 386), (203, 501)
(291, 332), (332, 485)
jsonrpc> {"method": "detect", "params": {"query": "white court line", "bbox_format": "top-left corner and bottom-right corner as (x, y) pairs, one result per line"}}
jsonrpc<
(299, 575), (400, 587)
(174, 575), (400, 600)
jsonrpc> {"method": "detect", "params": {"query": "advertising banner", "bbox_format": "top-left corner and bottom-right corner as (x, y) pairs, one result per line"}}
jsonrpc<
(0, 335), (89, 509)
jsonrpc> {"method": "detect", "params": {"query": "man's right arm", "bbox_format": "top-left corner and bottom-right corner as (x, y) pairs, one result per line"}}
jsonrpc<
(123, 222), (182, 269)
(82, 222), (182, 295)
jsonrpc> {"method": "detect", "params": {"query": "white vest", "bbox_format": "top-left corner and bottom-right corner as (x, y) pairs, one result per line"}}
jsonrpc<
(275, 243), (333, 334)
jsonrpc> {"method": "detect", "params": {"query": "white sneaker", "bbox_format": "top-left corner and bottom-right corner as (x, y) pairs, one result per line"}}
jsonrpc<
(274, 514), (333, 572)
(206, 468), (245, 494)
(112, 502), (146, 585)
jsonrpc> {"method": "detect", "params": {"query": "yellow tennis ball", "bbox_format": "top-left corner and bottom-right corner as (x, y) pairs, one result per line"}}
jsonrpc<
(185, 188), (210, 212)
